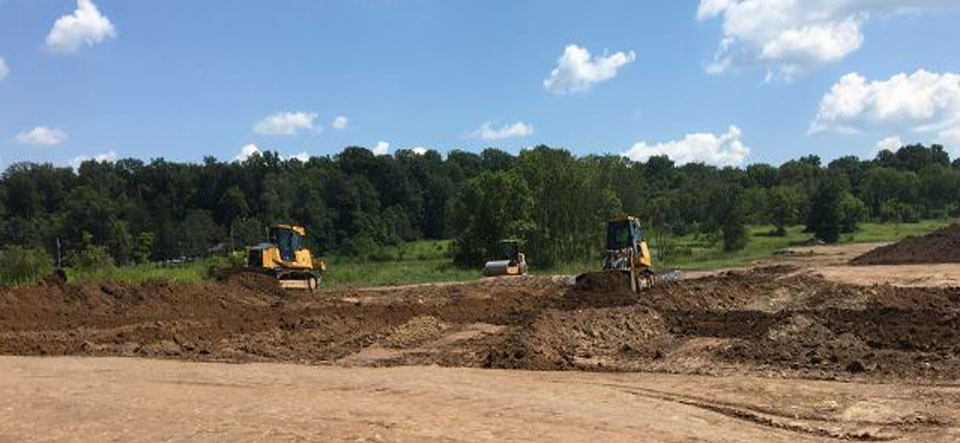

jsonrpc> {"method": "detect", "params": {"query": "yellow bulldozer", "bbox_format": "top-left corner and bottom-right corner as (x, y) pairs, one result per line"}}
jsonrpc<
(576, 216), (682, 292)
(244, 224), (325, 290)
(483, 239), (528, 276)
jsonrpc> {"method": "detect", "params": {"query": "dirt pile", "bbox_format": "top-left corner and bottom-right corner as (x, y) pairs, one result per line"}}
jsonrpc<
(3, 266), (960, 382)
(850, 223), (960, 265)
(573, 271), (634, 292)
(383, 316), (446, 348)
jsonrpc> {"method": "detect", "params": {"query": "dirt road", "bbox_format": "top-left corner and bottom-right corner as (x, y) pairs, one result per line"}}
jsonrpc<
(3, 356), (958, 442)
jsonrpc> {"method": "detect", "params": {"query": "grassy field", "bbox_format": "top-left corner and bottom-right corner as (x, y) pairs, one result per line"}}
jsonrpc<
(321, 240), (479, 288)
(66, 260), (215, 286)
(59, 220), (953, 288)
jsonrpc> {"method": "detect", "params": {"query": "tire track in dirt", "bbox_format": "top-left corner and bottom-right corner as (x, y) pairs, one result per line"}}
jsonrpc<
(626, 384), (941, 441)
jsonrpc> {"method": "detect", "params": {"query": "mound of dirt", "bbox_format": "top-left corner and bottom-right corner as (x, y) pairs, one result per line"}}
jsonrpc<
(383, 316), (445, 348)
(574, 270), (633, 292)
(485, 305), (672, 371)
(218, 270), (285, 297)
(850, 223), (960, 265)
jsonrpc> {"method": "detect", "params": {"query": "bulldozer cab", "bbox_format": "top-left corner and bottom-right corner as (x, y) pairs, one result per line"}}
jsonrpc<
(498, 240), (521, 261)
(270, 225), (305, 263)
(607, 218), (642, 252)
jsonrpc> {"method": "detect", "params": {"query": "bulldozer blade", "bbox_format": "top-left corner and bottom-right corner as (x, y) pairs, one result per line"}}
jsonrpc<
(574, 270), (634, 292)
(279, 279), (311, 290)
(574, 269), (683, 292)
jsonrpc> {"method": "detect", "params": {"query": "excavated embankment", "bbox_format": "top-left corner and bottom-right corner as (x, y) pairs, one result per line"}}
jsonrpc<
(2, 266), (959, 382)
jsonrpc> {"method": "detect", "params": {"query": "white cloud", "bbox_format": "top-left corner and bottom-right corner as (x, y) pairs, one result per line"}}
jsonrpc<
(332, 116), (348, 130)
(811, 70), (960, 150)
(16, 127), (69, 146)
(411, 147), (429, 155)
(372, 141), (390, 156)
(939, 127), (960, 148)
(253, 111), (319, 135)
(872, 135), (903, 157)
(697, 0), (959, 80)
(543, 45), (636, 94)
(45, 0), (117, 53)
(468, 121), (534, 140)
(234, 144), (261, 162)
(286, 152), (310, 162)
(622, 125), (750, 167)
(71, 150), (116, 170)
(0, 57), (9, 81)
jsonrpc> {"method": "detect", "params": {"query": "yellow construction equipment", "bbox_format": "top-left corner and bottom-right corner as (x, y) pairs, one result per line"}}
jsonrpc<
(576, 216), (682, 292)
(483, 239), (527, 276)
(245, 224), (325, 291)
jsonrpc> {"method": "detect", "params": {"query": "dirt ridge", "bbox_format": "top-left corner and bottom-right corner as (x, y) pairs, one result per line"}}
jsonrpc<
(3, 265), (960, 382)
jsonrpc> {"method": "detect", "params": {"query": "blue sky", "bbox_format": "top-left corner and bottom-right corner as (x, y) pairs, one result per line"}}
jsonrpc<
(1, 0), (960, 169)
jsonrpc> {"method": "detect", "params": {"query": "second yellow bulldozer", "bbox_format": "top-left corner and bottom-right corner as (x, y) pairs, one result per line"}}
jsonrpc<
(245, 224), (325, 290)
(576, 216), (682, 292)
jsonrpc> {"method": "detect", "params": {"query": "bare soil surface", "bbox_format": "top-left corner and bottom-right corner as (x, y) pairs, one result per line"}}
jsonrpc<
(4, 242), (960, 440)
(3, 356), (960, 442)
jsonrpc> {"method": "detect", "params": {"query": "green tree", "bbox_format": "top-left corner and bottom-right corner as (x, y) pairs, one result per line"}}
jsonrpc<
(181, 209), (222, 257)
(514, 147), (620, 267)
(861, 167), (919, 216)
(133, 232), (154, 264)
(712, 185), (747, 252)
(808, 180), (843, 243)
(106, 217), (134, 265)
(837, 193), (867, 233)
(217, 185), (249, 225)
(451, 171), (534, 267)
(766, 187), (803, 236)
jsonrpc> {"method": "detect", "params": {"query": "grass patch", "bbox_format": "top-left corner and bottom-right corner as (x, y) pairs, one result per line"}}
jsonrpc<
(66, 260), (211, 286)
(322, 239), (478, 288)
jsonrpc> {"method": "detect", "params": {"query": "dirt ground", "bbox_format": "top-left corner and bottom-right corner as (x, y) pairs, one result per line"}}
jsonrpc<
(4, 242), (960, 440)
(4, 356), (960, 442)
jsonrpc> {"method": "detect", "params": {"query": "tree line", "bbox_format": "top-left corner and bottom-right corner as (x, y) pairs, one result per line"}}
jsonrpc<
(0, 143), (956, 269)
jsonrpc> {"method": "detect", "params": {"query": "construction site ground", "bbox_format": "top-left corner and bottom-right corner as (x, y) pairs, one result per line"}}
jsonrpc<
(5, 241), (960, 441)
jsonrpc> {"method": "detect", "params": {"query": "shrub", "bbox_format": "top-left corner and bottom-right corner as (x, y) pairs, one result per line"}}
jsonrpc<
(837, 193), (868, 233)
(68, 245), (116, 271)
(879, 200), (920, 223)
(722, 216), (748, 252)
(228, 250), (246, 267)
(0, 245), (54, 286)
